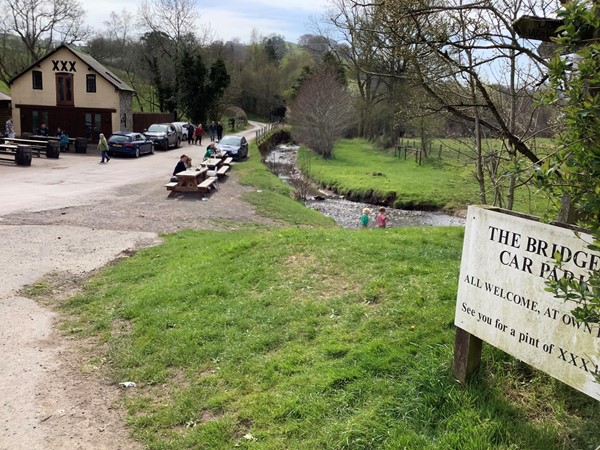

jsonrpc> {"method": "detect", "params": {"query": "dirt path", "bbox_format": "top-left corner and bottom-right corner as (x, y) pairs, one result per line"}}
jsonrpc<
(0, 123), (269, 449)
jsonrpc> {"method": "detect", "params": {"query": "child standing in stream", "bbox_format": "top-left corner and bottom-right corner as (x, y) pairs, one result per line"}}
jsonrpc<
(377, 207), (388, 228)
(360, 208), (371, 229)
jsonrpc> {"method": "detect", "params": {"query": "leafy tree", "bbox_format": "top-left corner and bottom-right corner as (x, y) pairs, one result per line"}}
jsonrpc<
(539, 0), (600, 325)
(206, 58), (231, 120)
(177, 48), (208, 122)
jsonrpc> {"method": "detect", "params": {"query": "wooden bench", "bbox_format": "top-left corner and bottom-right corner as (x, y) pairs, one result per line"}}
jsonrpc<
(0, 144), (32, 166)
(198, 176), (218, 193)
(164, 181), (178, 191)
(216, 165), (230, 180)
(223, 157), (233, 165)
(4, 138), (53, 158)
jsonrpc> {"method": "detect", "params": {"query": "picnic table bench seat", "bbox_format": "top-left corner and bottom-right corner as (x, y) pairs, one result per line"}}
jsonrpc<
(164, 181), (178, 190)
(223, 157), (233, 165)
(198, 176), (218, 192)
(216, 165), (230, 180)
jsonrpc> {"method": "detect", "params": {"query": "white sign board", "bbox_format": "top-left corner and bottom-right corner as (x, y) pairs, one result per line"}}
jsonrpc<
(455, 206), (600, 401)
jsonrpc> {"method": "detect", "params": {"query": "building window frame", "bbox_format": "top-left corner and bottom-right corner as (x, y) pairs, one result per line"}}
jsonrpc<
(86, 74), (96, 93)
(56, 73), (74, 106)
(32, 71), (43, 90)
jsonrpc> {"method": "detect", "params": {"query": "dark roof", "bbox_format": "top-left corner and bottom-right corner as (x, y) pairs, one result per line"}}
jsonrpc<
(9, 44), (135, 92)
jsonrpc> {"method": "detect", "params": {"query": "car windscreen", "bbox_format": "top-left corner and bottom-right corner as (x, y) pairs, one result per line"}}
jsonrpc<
(108, 135), (131, 143)
(147, 124), (168, 132)
(219, 136), (241, 145)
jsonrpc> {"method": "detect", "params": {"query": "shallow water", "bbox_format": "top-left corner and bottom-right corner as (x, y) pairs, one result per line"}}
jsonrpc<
(266, 145), (465, 229)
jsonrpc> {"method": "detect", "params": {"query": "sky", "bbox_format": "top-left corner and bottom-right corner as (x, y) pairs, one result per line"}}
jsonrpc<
(82, 0), (331, 44)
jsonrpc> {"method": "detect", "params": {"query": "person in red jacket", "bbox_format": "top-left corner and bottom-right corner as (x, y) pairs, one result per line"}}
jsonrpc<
(195, 124), (205, 145)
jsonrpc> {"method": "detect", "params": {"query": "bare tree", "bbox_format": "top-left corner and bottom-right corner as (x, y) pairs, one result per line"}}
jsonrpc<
(290, 71), (356, 158)
(138, 0), (199, 52)
(0, 0), (90, 73)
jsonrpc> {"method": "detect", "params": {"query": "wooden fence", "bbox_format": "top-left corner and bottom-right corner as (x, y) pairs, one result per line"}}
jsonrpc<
(394, 138), (473, 164)
(255, 123), (282, 144)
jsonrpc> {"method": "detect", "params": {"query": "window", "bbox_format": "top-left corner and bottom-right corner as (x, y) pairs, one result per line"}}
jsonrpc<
(56, 73), (74, 106)
(32, 111), (48, 134)
(86, 74), (96, 93)
(32, 71), (43, 90)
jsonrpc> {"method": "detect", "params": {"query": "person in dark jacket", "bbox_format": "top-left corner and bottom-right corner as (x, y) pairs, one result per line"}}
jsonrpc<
(186, 123), (195, 145)
(216, 122), (223, 141)
(209, 121), (216, 141)
(173, 154), (188, 176)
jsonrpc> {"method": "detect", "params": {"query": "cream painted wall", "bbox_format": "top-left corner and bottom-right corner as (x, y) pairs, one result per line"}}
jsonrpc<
(11, 47), (122, 133)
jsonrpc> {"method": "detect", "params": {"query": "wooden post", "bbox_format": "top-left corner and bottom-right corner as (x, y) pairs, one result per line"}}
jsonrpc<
(439, 145), (442, 159)
(453, 327), (483, 384)
(404, 147), (407, 160)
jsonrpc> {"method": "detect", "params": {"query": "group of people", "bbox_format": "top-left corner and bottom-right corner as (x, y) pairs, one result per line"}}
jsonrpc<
(171, 142), (223, 178)
(184, 121), (224, 146)
(4, 118), (69, 150)
(360, 207), (388, 229)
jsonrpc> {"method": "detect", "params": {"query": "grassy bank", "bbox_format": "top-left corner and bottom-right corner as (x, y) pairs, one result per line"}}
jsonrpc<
(39, 137), (598, 449)
(59, 227), (598, 449)
(234, 141), (336, 228)
(300, 139), (552, 215)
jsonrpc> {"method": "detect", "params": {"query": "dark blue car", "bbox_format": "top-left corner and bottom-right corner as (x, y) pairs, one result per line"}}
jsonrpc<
(107, 132), (154, 158)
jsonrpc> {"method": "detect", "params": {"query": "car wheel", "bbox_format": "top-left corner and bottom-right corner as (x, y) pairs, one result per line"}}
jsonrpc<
(176, 138), (181, 148)
(135, 147), (140, 158)
(150, 145), (154, 154)
(107, 151), (113, 157)
(163, 141), (169, 151)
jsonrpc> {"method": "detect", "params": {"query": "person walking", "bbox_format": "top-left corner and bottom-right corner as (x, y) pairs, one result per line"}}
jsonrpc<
(209, 121), (216, 141)
(195, 124), (205, 145)
(216, 121), (223, 141)
(187, 123), (195, 145)
(98, 133), (110, 163)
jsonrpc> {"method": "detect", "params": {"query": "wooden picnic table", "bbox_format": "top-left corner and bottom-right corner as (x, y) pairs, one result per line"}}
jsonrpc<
(0, 143), (32, 166)
(199, 157), (224, 169)
(31, 135), (77, 151)
(164, 167), (219, 197)
(3, 138), (49, 157)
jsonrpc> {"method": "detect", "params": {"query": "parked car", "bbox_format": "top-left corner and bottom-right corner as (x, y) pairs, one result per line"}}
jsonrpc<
(173, 121), (193, 141)
(216, 135), (249, 161)
(143, 123), (181, 150)
(107, 132), (154, 158)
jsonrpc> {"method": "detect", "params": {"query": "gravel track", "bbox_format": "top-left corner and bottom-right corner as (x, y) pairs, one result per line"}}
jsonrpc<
(0, 123), (267, 449)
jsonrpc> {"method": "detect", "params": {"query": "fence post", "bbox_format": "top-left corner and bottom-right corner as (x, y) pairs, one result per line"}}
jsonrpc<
(439, 145), (442, 159)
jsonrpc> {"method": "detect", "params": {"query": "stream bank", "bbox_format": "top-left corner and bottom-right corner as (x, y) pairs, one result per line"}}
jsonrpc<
(265, 144), (465, 229)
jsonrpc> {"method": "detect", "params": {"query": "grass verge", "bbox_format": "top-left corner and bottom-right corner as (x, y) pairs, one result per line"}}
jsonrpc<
(235, 142), (336, 228)
(60, 227), (599, 449)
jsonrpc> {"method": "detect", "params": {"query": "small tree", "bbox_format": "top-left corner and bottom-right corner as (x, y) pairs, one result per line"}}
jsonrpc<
(290, 71), (356, 158)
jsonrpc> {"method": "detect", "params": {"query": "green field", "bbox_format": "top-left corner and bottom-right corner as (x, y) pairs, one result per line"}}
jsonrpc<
(300, 139), (554, 216)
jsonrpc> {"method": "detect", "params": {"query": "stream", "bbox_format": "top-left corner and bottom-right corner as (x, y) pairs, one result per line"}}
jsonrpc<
(265, 144), (466, 229)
